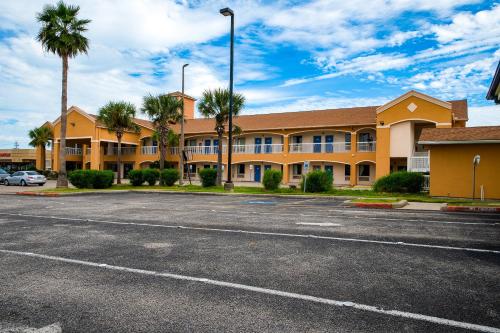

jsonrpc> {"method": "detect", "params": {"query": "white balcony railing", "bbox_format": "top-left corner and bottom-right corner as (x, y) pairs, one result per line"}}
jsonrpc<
(105, 147), (137, 155)
(408, 154), (430, 172)
(65, 147), (82, 155)
(170, 146), (227, 155)
(141, 146), (158, 155)
(233, 144), (283, 154)
(357, 141), (376, 152)
(289, 142), (351, 153)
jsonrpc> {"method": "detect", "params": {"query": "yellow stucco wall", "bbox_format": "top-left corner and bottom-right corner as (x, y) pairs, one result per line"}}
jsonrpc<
(429, 144), (500, 199)
(375, 94), (453, 178)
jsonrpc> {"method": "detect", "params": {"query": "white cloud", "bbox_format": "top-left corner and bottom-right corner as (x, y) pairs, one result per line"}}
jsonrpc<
(468, 105), (500, 126)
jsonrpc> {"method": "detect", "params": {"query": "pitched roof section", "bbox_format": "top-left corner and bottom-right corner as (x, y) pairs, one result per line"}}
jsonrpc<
(418, 126), (500, 144)
(449, 99), (468, 121)
(51, 93), (468, 135)
(168, 91), (197, 101)
(376, 90), (452, 114)
(175, 106), (379, 133)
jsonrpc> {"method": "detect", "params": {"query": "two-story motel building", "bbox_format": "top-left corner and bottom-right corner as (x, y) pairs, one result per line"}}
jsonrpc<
(38, 90), (471, 189)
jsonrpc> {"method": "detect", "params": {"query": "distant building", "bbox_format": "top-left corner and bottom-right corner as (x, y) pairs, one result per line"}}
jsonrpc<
(486, 60), (500, 104)
(0, 148), (51, 172)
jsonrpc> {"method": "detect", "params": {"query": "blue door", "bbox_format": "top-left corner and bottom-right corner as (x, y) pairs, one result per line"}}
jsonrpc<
(313, 136), (322, 153)
(254, 138), (262, 154)
(204, 139), (211, 154)
(254, 165), (261, 182)
(213, 139), (219, 154)
(264, 137), (272, 153)
(325, 135), (334, 153)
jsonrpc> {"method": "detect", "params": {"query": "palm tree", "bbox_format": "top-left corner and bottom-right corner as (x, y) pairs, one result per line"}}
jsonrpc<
(142, 94), (183, 183)
(28, 126), (53, 171)
(37, 1), (90, 188)
(97, 102), (140, 184)
(198, 88), (245, 186)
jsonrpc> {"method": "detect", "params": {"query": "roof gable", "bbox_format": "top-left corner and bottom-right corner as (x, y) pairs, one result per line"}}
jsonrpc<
(376, 90), (451, 114)
(53, 106), (96, 126)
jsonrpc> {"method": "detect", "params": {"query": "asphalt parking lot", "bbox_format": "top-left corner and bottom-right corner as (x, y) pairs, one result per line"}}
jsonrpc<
(0, 193), (499, 332)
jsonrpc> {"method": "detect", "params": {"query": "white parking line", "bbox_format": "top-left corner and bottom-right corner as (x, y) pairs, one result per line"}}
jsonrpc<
(0, 249), (498, 333)
(2, 213), (499, 254)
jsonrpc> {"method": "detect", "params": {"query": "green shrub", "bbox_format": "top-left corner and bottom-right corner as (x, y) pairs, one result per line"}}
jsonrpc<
(128, 170), (144, 186)
(143, 168), (160, 186)
(263, 169), (282, 190)
(68, 170), (114, 189)
(160, 168), (179, 186)
(300, 170), (333, 192)
(199, 168), (217, 187)
(68, 170), (90, 189)
(373, 171), (424, 193)
(93, 170), (114, 189)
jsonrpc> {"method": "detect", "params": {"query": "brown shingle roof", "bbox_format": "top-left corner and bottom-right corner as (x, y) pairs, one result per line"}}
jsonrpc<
(419, 126), (500, 143)
(82, 97), (469, 135)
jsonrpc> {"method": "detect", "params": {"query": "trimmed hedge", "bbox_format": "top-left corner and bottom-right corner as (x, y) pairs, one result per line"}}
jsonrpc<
(199, 168), (217, 187)
(300, 170), (333, 192)
(128, 170), (144, 186)
(373, 171), (424, 193)
(160, 168), (179, 186)
(68, 170), (114, 189)
(143, 168), (160, 186)
(263, 169), (282, 190)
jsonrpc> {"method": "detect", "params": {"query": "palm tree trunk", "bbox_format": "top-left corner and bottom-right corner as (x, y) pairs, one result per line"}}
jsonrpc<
(216, 133), (223, 186)
(117, 135), (122, 185)
(57, 55), (69, 188)
(159, 128), (166, 185)
(41, 145), (46, 171)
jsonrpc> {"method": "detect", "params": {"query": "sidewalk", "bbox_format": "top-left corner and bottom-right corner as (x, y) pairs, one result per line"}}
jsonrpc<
(399, 202), (447, 211)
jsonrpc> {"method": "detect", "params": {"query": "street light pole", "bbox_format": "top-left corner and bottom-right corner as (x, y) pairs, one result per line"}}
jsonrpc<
(179, 63), (189, 185)
(220, 7), (234, 190)
(472, 155), (480, 200)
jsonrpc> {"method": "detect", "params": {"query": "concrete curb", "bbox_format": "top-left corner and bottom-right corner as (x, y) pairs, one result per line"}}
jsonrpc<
(441, 205), (500, 213)
(344, 199), (408, 209)
(12, 189), (355, 201)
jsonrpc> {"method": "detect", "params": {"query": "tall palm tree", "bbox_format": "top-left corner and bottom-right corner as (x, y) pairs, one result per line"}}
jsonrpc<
(198, 88), (245, 186)
(97, 102), (140, 184)
(28, 126), (53, 171)
(37, 1), (90, 188)
(142, 94), (183, 183)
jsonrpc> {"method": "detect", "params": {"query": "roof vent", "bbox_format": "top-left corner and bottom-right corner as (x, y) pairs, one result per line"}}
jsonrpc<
(407, 103), (417, 112)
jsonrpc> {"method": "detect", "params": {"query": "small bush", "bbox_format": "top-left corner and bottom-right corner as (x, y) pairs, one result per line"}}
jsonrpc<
(143, 168), (160, 186)
(68, 170), (94, 189)
(68, 170), (114, 189)
(263, 169), (282, 190)
(128, 170), (144, 186)
(160, 168), (179, 186)
(199, 168), (217, 187)
(300, 170), (333, 192)
(93, 170), (114, 189)
(373, 171), (424, 193)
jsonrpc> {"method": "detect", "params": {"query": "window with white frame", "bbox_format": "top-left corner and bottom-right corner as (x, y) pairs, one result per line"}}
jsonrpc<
(237, 164), (245, 178)
(358, 164), (371, 182)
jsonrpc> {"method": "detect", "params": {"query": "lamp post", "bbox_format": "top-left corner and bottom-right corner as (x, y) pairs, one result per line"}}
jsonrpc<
(179, 63), (189, 185)
(472, 155), (480, 199)
(220, 7), (234, 191)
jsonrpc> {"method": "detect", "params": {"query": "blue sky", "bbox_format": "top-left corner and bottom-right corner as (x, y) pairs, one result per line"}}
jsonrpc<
(0, 0), (499, 148)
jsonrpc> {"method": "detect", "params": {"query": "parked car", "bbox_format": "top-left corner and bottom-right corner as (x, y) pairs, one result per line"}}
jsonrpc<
(0, 168), (9, 184)
(4, 171), (46, 186)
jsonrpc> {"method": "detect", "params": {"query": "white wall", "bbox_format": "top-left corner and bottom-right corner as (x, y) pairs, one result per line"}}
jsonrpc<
(390, 121), (414, 158)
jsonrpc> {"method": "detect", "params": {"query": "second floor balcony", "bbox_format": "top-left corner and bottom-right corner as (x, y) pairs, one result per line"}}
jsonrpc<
(65, 147), (82, 155)
(357, 141), (376, 152)
(289, 142), (351, 153)
(104, 147), (137, 155)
